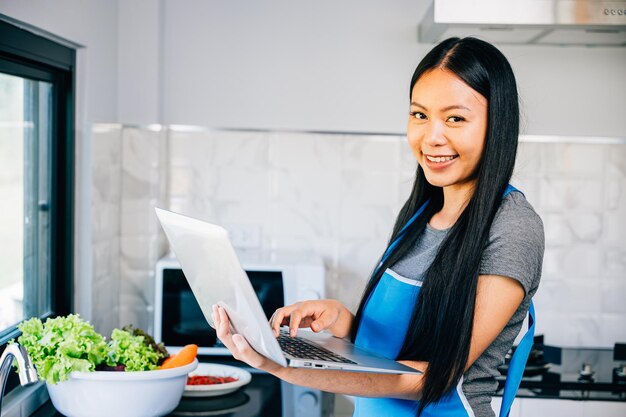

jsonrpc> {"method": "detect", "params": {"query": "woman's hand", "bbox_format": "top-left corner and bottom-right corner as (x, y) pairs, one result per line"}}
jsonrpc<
(211, 304), (284, 373)
(269, 299), (354, 339)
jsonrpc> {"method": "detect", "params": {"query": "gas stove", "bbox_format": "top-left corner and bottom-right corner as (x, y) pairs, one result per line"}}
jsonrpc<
(496, 337), (626, 401)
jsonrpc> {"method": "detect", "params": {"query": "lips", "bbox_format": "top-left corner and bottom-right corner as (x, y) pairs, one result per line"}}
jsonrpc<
(422, 153), (459, 170)
(425, 155), (458, 163)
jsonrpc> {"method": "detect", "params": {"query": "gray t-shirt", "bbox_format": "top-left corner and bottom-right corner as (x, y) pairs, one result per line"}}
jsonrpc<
(390, 191), (545, 417)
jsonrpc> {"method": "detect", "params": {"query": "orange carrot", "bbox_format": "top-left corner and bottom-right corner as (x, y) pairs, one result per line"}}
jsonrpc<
(160, 344), (198, 369)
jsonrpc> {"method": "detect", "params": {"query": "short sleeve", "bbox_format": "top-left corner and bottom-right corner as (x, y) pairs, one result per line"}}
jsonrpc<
(479, 192), (545, 297)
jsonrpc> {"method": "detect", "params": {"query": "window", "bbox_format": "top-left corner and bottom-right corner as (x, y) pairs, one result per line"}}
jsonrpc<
(0, 19), (75, 346)
(0, 73), (53, 332)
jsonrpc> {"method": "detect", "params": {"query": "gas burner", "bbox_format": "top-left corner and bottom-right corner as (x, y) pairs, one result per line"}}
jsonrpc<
(578, 363), (596, 383)
(613, 364), (626, 385)
(496, 342), (626, 401)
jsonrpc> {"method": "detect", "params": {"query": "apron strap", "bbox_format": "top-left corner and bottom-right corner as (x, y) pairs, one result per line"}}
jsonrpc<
(499, 301), (535, 417)
(499, 184), (534, 417)
(503, 184), (520, 199)
(376, 199), (430, 269)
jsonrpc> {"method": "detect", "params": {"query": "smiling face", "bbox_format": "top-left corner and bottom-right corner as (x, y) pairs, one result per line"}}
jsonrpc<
(407, 68), (488, 193)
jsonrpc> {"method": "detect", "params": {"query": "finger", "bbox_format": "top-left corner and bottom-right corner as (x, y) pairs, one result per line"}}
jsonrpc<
(311, 309), (337, 332)
(299, 317), (314, 328)
(310, 311), (331, 333)
(270, 305), (298, 336)
(211, 304), (219, 327)
(219, 306), (231, 332)
(289, 311), (303, 337)
(232, 333), (248, 351)
(216, 307), (235, 349)
(270, 308), (286, 337)
(214, 306), (227, 339)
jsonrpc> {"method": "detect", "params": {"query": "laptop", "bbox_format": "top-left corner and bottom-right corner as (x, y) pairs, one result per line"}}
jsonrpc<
(155, 207), (422, 375)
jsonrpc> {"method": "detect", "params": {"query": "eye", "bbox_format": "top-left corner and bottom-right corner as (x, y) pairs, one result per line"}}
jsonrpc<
(410, 111), (426, 120)
(448, 116), (465, 123)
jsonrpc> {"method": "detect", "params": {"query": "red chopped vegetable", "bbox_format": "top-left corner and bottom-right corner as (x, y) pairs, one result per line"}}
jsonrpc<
(187, 375), (239, 385)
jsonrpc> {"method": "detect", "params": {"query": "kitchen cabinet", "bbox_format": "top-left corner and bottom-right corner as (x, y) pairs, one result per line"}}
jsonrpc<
(491, 396), (521, 417)
(582, 401), (626, 417)
(518, 398), (584, 417)
(492, 397), (626, 417)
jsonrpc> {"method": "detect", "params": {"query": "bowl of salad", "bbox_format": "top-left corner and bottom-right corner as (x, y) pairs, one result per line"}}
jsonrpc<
(14, 315), (199, 417)
(46, 359), (198, 417)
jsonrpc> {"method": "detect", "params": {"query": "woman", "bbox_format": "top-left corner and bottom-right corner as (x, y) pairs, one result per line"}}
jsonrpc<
(212, 36), (544, 417)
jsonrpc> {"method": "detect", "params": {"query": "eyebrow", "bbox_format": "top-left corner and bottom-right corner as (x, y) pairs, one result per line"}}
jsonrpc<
(410, 102), (471, 112)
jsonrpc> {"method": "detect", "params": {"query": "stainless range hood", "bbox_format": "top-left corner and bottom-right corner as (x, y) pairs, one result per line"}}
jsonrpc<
(419, 0), (626, 46)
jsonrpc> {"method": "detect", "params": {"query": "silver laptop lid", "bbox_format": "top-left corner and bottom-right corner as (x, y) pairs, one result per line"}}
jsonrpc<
(155, 207), (287, 367)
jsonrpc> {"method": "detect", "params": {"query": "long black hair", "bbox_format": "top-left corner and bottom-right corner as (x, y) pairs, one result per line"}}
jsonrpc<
(350, 37), (520, 414)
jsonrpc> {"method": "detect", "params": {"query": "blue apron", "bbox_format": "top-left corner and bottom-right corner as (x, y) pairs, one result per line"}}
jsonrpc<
(353, 185), (535, 417)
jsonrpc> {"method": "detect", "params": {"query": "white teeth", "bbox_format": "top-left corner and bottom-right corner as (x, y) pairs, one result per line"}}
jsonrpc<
(426, 155), (457, 163)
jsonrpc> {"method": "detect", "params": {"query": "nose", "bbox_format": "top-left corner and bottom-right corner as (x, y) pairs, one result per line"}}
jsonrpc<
(423, 120), (447, 147)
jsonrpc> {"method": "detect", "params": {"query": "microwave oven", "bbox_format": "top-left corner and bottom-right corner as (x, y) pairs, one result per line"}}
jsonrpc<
(154, 249), (332, 417)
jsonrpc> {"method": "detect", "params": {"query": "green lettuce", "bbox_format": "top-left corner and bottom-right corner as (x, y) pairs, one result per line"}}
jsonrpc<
(16, 315), (108, 384)
(122, 324), (169, 360)
(105, 328), (165, 371)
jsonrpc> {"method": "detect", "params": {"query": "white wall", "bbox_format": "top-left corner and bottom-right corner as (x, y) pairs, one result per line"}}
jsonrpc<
(0, 0), (119, 122)
(161, 0), (626, 137)
(510, 45), (626, 137)
(161, 0), (429, 133)
(117, 0), (161, 124)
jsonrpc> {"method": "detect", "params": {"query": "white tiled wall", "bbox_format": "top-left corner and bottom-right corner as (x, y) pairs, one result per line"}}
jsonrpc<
(118, 127), (168, 332)
(91, 124), (122, 336)
(520, 142), (626, 347)
(91, 124), (626, 348)
(91, 125), (168, 336)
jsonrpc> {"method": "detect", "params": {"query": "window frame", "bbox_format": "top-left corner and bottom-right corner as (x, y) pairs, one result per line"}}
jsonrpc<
(0, 19), (75, 346)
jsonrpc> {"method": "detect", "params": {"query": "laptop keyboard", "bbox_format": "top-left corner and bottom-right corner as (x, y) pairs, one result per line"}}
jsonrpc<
(277, 330), (357, 364)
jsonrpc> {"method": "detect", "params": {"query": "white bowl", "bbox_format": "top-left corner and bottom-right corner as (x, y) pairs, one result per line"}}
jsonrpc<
(46, 359), (198, 417)
(183, 363), (252, 397)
